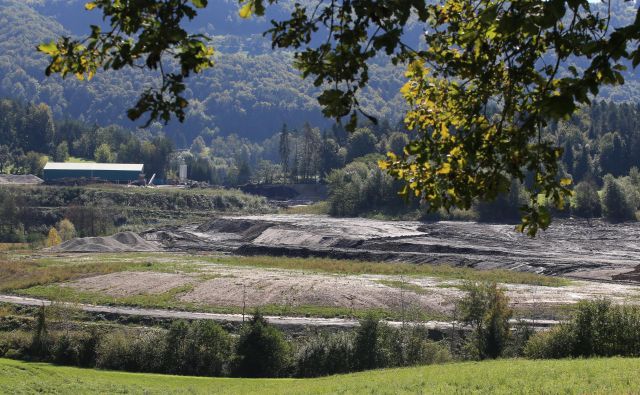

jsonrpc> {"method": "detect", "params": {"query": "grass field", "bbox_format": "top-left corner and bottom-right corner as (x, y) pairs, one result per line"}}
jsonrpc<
(1, 357), (639, 394)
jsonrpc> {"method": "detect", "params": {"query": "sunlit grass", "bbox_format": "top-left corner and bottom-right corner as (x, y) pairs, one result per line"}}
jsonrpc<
(1, 357), (639, 394)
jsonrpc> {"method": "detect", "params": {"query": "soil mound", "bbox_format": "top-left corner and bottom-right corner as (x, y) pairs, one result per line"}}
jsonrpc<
(52, 232), (158, 253)
(196, 218), (276, 241)
(0, 174), (43, 185)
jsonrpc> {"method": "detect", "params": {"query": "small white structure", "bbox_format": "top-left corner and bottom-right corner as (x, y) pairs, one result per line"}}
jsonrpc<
(179, 164), (188, 182)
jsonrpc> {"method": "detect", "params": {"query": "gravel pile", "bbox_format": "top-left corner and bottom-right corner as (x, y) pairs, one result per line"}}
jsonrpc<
(51, 232), (158, 252)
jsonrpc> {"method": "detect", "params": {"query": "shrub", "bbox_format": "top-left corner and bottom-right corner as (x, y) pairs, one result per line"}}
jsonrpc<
(400, 327), (452, 366)
(524, 299), (640, 359)
(0, 330), (32, 360)
(96, 329), (165, 373)
(234, 312), (292, 377)
(457, 282), (512, 360)
(51, 332), (80, 365)
(295, 331), (355, 377)
(524, 324), (576, 359)
(50, 329), (100, 367)
(164, 320), (233, 376)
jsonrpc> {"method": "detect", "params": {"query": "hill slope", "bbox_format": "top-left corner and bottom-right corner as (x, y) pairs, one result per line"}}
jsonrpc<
(1, 357), (639, 394)
(1, 0), (639, 145)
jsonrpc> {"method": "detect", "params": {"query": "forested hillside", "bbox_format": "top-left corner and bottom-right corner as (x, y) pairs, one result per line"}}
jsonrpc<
(2, 0), (639, 147)
(0, 0), (406, 145)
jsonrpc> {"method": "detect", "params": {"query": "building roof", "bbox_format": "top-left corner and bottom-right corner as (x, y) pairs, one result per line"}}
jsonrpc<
(44, 162), (144, 172)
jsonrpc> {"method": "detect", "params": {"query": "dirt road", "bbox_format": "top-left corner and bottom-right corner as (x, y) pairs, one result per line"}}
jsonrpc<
(0, 294), (557, 331)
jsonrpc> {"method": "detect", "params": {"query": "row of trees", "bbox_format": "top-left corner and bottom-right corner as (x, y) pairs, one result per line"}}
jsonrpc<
(0, 99), (173, 178)
(184, 119), (410, 186)
(1, 308), (451, 379)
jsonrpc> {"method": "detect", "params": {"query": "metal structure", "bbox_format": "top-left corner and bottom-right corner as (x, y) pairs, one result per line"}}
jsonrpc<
(43, 162), (144, 183)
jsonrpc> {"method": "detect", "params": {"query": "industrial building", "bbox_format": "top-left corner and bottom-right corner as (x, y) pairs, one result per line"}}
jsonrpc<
(43, 162), (144, 183)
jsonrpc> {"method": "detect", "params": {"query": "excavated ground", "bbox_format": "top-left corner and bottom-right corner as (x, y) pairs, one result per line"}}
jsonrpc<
(140, 215), (640, 282)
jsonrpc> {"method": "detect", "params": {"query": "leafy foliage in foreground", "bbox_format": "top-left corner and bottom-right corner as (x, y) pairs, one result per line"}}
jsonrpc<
(38, 0), (640, 234)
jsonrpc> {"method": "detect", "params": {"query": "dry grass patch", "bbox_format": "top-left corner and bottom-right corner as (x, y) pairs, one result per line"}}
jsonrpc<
(197, 255), (569, 287)
(0, 258), (131, 292)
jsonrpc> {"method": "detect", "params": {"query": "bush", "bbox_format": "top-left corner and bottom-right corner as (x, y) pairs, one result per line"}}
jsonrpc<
(50, 329), (100, 367)
(295, 331), (355, 377)
(164, 320), (232, 376)
(234, 312), (292, 377)
(400, 327), (452, 366)
(0, 331), (32, 360)
(524, 299), (640, 359)
(524, 325), (575, 359)
(96, 329), (165, 373)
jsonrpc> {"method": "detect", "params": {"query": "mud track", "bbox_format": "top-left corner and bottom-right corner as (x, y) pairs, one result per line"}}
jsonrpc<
(141, 215), (640, 282)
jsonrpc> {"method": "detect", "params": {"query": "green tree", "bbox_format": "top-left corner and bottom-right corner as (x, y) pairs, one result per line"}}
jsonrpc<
(94, 143), (115, 163)
(0, 145), (11, 173)
(457, 282), (512, 360)
(234, 312), (291, 378)
(236, 159), (252, 185)
(278, 124), (290, 183)
(598, 132), (626, 176)
(387, 132), (410, 157)
(190, 136), (207, 156)
(602, 174), (636, 222)
(346, 128), (377, 162)
(572, 181), (602, 220)
(39, 0), (640, 234)
(54, 141), (70, 162)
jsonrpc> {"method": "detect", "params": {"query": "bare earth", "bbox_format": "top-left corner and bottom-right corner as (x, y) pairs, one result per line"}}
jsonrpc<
(139, 214), (640, 282)
(66, 264), (640, 317)
(41, 214), (640, 320)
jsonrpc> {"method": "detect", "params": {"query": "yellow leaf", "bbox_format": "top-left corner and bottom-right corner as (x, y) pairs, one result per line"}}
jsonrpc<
(85, 2), (97, 10)
(437, 163), (451, 175)
(239, 3), (252, 18)
(38, 41), (58, 56)
(560, 177), (572, 186)
(440, 123), (449, 139)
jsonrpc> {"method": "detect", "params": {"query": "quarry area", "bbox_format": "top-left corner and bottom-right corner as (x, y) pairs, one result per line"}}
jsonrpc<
(59, 262), (640, 320)
(52, 214), (640, 283)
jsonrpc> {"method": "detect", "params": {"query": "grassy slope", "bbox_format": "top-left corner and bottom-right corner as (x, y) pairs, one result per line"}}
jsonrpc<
(1, 357), (639, 394)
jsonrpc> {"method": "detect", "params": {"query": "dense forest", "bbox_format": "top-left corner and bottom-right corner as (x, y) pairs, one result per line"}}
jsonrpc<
(0, 0), (406, 145)
(0, 99), (173, 179)
(1, 0), (640, 146)
(2, 95), (640, 224)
